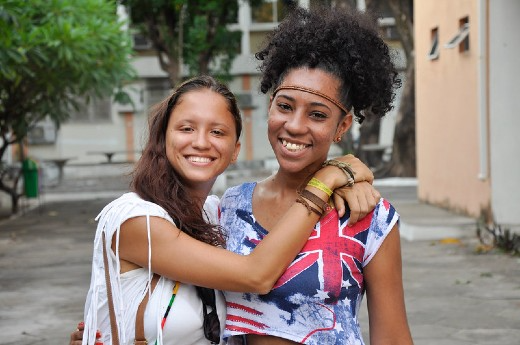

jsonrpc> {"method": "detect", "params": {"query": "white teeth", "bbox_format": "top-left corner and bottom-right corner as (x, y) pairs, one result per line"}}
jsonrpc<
(282, 140), (307, 151)
(188, 156), (212, 163)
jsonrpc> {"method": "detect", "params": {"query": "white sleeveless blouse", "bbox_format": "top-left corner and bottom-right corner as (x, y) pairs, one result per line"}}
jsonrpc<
(82, 192), (226, 345)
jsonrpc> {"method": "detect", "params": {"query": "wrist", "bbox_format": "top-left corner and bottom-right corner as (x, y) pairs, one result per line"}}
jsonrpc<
(313, 168), (342, 190)
(321, 159), (356, 186)
(299, 189), (333, 214)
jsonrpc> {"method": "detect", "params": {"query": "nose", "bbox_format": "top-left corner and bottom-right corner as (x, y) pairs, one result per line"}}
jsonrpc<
(283, 110), (307, 135)
(192, 131), (210, 150)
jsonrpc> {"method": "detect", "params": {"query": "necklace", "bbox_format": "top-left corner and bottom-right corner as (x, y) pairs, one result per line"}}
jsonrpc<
(155, 281), (180, 345)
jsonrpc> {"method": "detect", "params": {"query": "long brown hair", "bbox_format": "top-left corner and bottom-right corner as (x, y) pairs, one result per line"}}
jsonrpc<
(131, 76), (242, 247)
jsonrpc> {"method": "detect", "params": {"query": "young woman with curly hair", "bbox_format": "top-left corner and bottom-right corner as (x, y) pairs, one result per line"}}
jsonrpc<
(74, 75), (377, 345)
(219, 6), (413, 345)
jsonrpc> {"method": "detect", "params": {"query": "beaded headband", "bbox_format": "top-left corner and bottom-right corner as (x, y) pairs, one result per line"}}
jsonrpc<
(273, 85), (350, 115)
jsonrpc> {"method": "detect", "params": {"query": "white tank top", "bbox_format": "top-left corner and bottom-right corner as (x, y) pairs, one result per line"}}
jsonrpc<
(122, 268), (227, 345)
(82, 193), (226, 345)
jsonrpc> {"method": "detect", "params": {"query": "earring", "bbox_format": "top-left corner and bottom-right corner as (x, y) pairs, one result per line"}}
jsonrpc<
(334, 137), (342, 143)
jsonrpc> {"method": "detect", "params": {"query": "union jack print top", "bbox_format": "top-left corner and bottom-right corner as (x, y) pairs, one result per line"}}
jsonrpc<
(219, 182), (399, 345)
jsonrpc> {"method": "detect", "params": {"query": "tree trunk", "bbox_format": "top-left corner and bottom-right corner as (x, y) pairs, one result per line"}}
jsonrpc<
(10, 190), (20, 214)
(0, 170), (22, 215)
(0, 134), (23, 214)
(146, 16), (181, 85)
(356, 116), (382, 168)
(375, 0), (416, 177)
(377, 61), (416, 177)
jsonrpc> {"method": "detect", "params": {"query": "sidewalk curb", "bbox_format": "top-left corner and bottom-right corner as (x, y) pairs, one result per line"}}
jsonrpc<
(2, 177), (478, 242)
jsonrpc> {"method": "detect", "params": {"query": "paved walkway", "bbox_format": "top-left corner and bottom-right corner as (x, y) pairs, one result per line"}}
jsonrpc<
(0, 166), (519, 345)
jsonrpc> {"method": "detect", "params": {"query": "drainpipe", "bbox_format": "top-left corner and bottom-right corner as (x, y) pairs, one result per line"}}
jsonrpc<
(477, 0), (489, 180)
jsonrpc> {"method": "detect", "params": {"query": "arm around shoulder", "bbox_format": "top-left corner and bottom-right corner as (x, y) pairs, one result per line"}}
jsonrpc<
(116, 211), (321, 294)
(117, 166), (352, 294)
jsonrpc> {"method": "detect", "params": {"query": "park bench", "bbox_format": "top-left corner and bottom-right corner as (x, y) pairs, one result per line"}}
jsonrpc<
(43, 157), (76, 183)
(87, 150), (141, 163)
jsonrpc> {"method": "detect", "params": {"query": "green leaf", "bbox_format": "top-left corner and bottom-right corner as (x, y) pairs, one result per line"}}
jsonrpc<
(0, 0), (136, 164)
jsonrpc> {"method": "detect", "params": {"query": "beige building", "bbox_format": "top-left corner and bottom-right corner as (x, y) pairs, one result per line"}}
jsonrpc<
(415, 0), (520, 227)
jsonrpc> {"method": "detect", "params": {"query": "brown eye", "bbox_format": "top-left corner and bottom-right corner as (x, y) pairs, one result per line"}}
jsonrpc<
(277, 103), (292, 111)
(211, 129), (224, 136)
(310, 111), (327, 120)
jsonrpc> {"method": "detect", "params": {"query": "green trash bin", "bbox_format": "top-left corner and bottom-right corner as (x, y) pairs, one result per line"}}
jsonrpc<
(22, 158), (39, 198)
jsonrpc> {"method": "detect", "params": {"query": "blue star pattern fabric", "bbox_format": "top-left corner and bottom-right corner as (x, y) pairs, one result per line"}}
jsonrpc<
(219, 183), (399, 344)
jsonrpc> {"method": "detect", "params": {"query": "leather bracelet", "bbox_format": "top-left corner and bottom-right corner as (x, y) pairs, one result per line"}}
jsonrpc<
(322, 159), (355, 187)
(298, 189), (333, 214)
(296, 195), (323, 217)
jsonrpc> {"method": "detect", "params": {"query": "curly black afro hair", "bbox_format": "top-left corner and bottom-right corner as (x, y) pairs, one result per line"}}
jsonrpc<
(255, 6), (401, 123)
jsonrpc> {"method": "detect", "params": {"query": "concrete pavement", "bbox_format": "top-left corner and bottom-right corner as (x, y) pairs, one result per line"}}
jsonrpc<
(0, 164), (519, 345)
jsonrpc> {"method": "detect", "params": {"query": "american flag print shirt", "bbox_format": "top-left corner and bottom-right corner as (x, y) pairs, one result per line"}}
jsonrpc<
(219, 182), (399, 345)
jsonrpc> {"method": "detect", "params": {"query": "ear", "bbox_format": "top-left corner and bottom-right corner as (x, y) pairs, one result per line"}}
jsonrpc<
(231, 141), (241, 163)
(335, 113), (353, 139)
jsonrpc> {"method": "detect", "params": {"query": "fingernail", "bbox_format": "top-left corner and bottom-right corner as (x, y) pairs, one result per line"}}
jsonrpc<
(78, 321), (84, 328)
(95, 342), (103, 345)
(96, 331), (102, 338)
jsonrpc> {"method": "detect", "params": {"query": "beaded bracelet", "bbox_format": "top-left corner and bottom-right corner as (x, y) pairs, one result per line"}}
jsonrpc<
(296, 195), (323, 217)
(298, 189), (333, 214)
(307, 177), (333, 197)
(321, 159), (356, 187)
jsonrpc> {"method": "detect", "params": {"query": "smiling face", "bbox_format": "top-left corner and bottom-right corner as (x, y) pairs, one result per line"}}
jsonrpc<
(165, 89), (241, 191)
(268, 67), (352, 176)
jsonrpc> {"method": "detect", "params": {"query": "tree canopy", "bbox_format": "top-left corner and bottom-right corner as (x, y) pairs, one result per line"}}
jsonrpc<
(121, 0), (263, 83)
(0, 0), (136, 212)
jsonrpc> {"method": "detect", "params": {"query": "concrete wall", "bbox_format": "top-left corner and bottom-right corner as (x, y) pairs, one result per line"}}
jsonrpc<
(415, 0), (491, 217)
(488, 1), (520, 225)
(28, 80), (148, 165)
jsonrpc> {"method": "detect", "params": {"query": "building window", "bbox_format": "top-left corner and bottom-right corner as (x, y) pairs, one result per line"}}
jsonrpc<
(445, 17), (469, 52)
(146, 78), (172, 109)
(69, 96), (112, 123)
(27, 118), (57, 145)
(251, 0), (294, 23)
(132, 32), (153, 51)
(428, 27), (439, 60)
